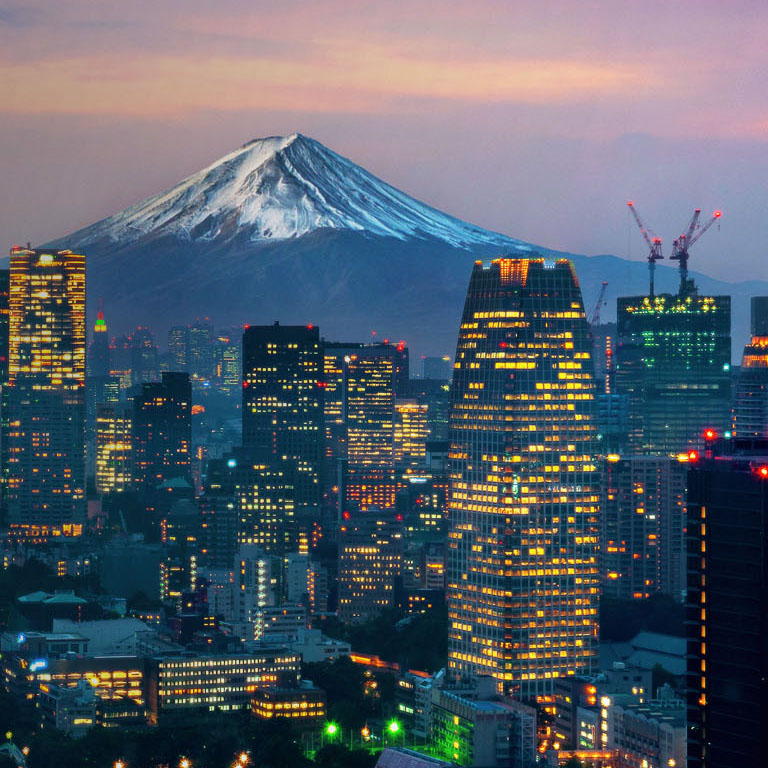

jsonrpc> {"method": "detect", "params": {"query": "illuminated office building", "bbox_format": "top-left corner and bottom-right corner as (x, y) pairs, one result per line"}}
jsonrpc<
(88, 302), (109, 379)
(686, 439), (768, 768)
(95, 403), (133, 495)
(132, 372), (191, 492)
(167, 325), (188, 369)
(615, 290), (731, 454)
(394, 399), (429, 468)
(213, 332), (241, 395)
(337, 506), (403, 624)
(0, 268), (9, 385)
(4, 246), (86, 535)
(343, 345), (398, 511)
(230, 448), (297, 557)
(600, 455), (686, 602)
(732, 296), (768, 438)
(447, 258), (600, 697)
(242, 323), (323, 519)
(146, 649), (301, 719)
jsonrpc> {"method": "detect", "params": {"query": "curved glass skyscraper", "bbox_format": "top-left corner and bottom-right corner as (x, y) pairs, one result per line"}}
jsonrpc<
(447, 257), (600, 698)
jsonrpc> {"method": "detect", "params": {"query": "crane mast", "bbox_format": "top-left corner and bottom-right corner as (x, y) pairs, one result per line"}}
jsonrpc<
(627, 201), (664, 296)
(670, 209), (722, 296)
(589, 281), (608, 325)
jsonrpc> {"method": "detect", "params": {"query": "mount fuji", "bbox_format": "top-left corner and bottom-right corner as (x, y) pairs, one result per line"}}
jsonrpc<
(50, 133), (760, 355)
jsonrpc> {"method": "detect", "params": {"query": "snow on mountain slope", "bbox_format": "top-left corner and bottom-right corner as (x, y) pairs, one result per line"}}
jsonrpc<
(67, 133), (523, 250)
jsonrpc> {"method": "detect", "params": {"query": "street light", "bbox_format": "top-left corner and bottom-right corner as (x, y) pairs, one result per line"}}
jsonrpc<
(114, 761), (126, 768)
(179, 759), (191, 768)
(387, 720), (400, 734)
(325, 722), (339, 737)
(238, 752), (250, 765)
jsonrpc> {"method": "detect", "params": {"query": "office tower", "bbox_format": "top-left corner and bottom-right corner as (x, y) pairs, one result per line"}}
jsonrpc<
(95, 403), (133, 495)
(337, 507), (403, 624)
(187, 319), (213, 378)
(343, 344), (397, 510)
(394, 399), (429, 468)
(89, 301), (109, 379)
(406, 378), (452, 441)
(0, 269), (9, 386)
(615, 290), (731, 454)
(420, 355), (452, 381)
(130, 326), (159, 385)
(392, 340), (409, 395)
(108, 334), (132, 395)
(198, 457), (237, 567)
(601, 455), (686, 601)
(167, 325), (188, 370)
(132, 372), (191, 492)
(4, 247), (86, 535)
(213, 332), (241, 395)
(686, 439), (768, 768)
(732, 296), (768, 438)
(446, 257), (600, 697)
(242, 323), (323, 519)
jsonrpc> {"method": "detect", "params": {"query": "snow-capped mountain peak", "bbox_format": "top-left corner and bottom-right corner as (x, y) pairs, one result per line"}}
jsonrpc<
(64, 133), (520, 250)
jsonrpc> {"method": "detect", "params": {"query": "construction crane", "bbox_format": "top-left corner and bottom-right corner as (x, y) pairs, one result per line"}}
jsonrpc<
(627, 201), (664, 296)
(670, 209), (722, 295)
(589, 281), (608, 325)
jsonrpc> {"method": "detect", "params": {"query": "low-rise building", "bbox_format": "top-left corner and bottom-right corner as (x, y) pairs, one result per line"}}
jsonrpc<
(38, 680), (97, 738)
(146, 649), (301, 720)
(251, 681), (326, 729)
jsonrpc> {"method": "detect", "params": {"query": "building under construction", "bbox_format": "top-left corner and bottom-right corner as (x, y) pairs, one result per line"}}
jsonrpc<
(615, 204), (731, 454)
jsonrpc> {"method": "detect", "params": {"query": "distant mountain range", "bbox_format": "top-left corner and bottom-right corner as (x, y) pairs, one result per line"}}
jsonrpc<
(48, 133), (762, 357)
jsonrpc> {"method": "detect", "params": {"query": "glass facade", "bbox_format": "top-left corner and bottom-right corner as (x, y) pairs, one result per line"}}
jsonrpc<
(446, 258), (600, 698)
(615, 292), (731, 454)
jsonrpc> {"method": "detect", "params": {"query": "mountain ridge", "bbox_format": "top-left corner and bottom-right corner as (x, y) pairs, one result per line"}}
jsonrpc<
(45, 134), (761, 357)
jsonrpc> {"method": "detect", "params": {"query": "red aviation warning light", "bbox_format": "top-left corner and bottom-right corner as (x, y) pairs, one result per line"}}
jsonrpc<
(688, 450), (699, 462)
(757, 465), (768, 479)
(703, 429), (717, 441)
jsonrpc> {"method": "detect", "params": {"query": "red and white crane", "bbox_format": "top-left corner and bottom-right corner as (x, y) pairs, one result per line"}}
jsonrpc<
(627, 201), (664, 296)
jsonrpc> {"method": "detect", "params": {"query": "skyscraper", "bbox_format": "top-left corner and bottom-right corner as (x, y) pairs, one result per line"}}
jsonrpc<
(394, 399), (429, 468)
(132, 372), (191, 493)
(686, 439), (768, 768)
(95, 402), (133, 495)
(342, 345), (398, 511)
(337, 507), (403, 624)
(615, 291), (731, 454)
(446, 257), (600, 697)
(600, 455), (686, 602)
(4, 247), (86, 535)
(0, 268), (11, 386)
(732, 296), (768, 438)
(242, 323), (323, 519)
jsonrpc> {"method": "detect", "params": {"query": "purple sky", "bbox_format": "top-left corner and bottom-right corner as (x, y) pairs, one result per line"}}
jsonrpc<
(2, 0), (767, 281)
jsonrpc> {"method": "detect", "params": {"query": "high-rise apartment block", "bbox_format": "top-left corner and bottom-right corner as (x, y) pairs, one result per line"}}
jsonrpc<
(601, 455), (686, 601)
(4, 247), (86, 535)
(447, 258), (600, 697)
(132, 372), (191, 492)
(686, 439), (768, 768)
(615, 291), (731, 454)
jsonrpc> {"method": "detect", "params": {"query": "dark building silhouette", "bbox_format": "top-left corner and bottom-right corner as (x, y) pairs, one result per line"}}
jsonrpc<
(686, 439), (768, 768)
(132, 372), (191, 493)
(446, 257), (600, 697)
(732, 296), (768, 439)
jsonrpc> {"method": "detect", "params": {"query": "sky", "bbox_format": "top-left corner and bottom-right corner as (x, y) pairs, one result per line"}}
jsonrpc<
(1, 0), (767, 282)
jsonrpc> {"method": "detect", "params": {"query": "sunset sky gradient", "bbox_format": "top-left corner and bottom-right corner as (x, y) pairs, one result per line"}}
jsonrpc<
(2, 0), (767, 280)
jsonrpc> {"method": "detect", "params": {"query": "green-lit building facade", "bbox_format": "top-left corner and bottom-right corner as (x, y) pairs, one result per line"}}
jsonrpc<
(615, 292), (731, 455)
